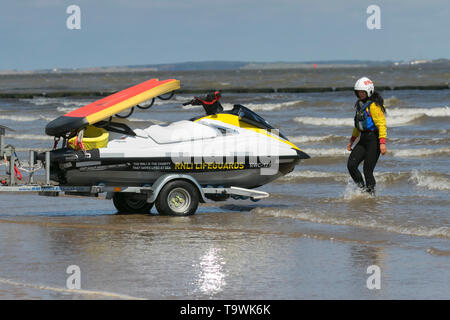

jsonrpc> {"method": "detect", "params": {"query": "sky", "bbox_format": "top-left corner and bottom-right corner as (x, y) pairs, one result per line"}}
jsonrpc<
(0, 0), (449, 70)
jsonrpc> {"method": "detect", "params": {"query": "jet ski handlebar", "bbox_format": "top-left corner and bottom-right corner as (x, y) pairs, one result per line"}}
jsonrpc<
(183, 91), (223, 115)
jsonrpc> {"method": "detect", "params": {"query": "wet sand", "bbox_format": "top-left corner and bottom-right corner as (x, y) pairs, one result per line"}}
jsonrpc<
(0, 194), (448, 299)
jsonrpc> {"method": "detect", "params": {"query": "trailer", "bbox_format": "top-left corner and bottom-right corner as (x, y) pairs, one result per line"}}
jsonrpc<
(0, 128), (269, 216)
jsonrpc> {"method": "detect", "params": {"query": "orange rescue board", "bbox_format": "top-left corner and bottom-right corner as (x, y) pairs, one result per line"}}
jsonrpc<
(45, 78), (180, 136)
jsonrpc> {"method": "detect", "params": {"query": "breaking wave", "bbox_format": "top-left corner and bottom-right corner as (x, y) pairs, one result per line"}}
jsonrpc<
(279, 170), (411, 185)
(288, 134), (345, 144)
(21, 97), (94, 107)
(252, 207), (450, 239)
(301, 147), (350, 157)
(384, 96), (407, 107)
(236, 100), (304, 111)
(409, 170), (450, 191)
(390, 147), (450, 158)
(279, 169), (449, 192)
(0, 114), (54, 122)
(387, 106), (450, 118)
(389, 136), (450, 145)
(294, 114), (426, 127)
(299, 146), (450, 158)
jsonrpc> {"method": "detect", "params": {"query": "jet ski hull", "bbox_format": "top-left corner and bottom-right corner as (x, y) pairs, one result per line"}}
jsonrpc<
(45, 149), (304, 188)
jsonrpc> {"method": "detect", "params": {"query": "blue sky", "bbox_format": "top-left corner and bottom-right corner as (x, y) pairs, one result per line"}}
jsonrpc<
(0, 0), (449, 70)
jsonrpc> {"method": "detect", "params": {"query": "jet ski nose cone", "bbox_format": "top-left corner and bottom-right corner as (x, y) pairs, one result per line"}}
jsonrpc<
(296, 149), (310, 159)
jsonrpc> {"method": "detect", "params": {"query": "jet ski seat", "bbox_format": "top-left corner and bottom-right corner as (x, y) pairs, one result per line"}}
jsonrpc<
(143, 120), (219, 144)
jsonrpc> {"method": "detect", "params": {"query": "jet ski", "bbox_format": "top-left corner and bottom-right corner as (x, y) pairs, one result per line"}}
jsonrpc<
(38, 79), (309, 213)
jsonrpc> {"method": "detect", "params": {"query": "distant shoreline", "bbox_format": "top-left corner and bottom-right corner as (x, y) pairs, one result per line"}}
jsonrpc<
(1, 85), (448, 99)
(1, 58), (449, 74)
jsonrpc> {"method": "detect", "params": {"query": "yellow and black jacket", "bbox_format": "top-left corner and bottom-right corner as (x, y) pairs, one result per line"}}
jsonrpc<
(350, 102), (387, 144)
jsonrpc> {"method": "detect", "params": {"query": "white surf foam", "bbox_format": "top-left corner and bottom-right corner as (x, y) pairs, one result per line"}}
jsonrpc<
(384, 96), (406, 107)
(279, 170), (349, 183)
(299, 146), (449, 158)
(409, 170), (450, 191)
(57, 106), (77, 113)
(294, 113), (425, 127)
(0, 114), (54, 122)
(294, 116), (352, 126)
(237, 100), (303, 111)
(390, 147), (450, 158)
(280, 170), (423, 186)
(288, 134), (345, 144)
(21, 97), (94, 107)
(387, 106), (450, 118)
(301, 148), (350, 157)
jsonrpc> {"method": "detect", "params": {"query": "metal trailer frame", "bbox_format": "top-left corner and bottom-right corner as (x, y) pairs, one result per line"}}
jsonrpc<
(1, 124), (269, 214)
(0, 148), (269, 211)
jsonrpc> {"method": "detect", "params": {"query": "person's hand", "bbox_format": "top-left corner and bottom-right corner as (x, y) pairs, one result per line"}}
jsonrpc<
(347, 142), (353, 151)
(380, 144), (387, 155)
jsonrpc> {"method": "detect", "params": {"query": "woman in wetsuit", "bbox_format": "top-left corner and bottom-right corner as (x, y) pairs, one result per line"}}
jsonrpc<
(346, 77), (387, 195)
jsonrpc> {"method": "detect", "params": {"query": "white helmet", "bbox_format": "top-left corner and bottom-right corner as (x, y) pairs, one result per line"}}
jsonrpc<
(354, 77), (374, 97)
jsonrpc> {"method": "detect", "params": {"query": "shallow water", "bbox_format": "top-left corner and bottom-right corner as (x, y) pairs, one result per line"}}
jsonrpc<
(0, 69), (448, 299)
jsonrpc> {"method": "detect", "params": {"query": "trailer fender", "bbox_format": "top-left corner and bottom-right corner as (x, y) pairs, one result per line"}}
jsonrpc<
(147, 174), (207, 203)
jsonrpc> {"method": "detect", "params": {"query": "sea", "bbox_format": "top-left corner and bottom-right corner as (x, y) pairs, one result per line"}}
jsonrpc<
(0, 65), (448, 299)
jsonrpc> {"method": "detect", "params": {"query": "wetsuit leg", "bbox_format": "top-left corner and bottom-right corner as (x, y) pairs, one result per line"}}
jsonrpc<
(347, 142), (366, 188)
(362, 133), (381, 193)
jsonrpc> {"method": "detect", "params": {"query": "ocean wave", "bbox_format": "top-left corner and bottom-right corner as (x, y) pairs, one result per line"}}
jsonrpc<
(426, 247), (450, 256)
(280, 169), (449, 192)
(278, 170), (349, 183)
(301, 147), (350, 157)
(252, 207), (450, 239)
(288, 134), (345, 144)
(0, 114), (54, 122)
(390, 147), (450, 158)
(293, 114), (424, 127)
(294, 116), (352, 126)
(409, 170), (450, 191)
(387, 106), (450, 118)
(299, 146), (450, 158)
(21, 97), (94, 107)
(384, 96), (407, 107)
(389, 136), (450, 145)
(279, 170), (411, 184)
(57, 106), (77, 113)
(238, 100), (304, 111)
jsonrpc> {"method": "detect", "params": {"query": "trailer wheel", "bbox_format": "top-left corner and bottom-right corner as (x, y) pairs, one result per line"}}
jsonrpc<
(155, 180), (199, 216)
(113, 192), (153, 214)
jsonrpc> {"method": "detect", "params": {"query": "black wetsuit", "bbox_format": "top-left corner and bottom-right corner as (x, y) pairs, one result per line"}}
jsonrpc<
(347, 131), (381, 193)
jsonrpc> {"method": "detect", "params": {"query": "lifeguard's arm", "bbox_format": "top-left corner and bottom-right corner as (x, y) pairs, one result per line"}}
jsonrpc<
(350, 128), (360, 143)
(370, 103), (387, 144)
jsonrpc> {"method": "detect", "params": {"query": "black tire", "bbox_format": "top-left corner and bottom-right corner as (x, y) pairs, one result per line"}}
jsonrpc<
(155, 180), (199, 216)
(113, 192), (153, 214)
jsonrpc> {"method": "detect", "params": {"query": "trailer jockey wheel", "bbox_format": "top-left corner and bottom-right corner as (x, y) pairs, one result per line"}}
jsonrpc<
(113, 192), (153, 214)
(155, 180), (199, 216)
